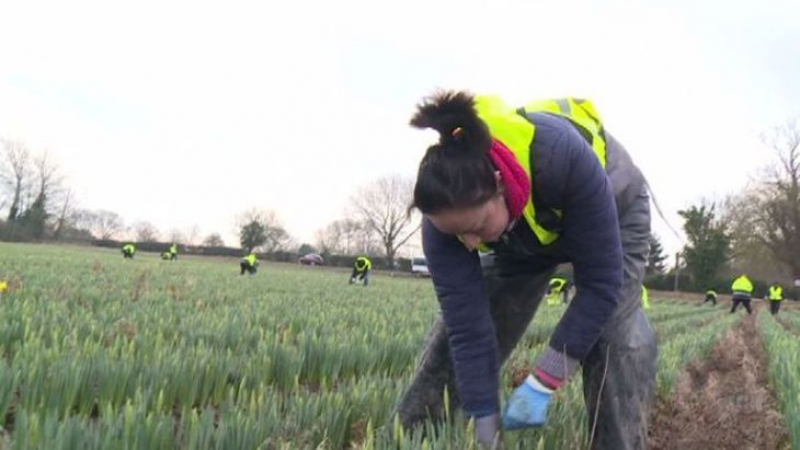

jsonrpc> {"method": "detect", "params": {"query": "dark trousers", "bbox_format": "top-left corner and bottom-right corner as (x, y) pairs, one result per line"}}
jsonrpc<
(350, 269), (369, 285)
(396, 183), (657, 449)
(122, 251), (134, 259)
(730, 296), (752, 314)
(770, 301), (781, 315)
(703, 294), (716, 305)
(240, 262), (256, 275)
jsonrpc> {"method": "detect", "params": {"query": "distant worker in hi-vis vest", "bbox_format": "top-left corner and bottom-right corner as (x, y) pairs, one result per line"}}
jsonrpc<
(730, 274), (753, 314)
(703, 289), (717, 306)
(240, 253), (259, 276)
(768, 283), (783, 315)
(349, 256), (372, 286)
(121, 243), (136, 259)
(162, 243), (178, 261)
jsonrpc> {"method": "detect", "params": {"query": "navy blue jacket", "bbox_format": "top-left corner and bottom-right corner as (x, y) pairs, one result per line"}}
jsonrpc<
(422, 112), (624, 416)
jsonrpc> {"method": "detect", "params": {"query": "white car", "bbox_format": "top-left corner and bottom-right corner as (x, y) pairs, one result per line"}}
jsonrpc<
(411, 257), (430, 277)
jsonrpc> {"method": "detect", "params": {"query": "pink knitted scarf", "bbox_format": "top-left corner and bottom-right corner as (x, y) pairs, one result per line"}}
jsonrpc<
(488, 138), (530, 221)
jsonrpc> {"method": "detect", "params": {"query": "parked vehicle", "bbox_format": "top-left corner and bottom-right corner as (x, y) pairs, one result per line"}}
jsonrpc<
(411, 257), (430, 277)
(298, 253), (324, 266)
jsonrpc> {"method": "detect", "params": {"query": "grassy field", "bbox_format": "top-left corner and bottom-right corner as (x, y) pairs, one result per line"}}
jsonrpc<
(0, 243), (797, 449)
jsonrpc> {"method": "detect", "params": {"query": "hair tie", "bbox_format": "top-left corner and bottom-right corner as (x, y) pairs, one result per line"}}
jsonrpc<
(451, 127), (463, 138)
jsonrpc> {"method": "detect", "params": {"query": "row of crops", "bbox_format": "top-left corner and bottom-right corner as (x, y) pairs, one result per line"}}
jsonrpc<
(759, 309), (800, 449)
(0, 243), (788, 449)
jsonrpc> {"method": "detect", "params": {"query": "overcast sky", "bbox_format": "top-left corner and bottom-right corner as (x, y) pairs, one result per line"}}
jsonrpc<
(1, 0), (798, 256)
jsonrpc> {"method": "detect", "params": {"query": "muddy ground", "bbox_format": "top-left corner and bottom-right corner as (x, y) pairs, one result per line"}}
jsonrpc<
(648, 312), (791, 450)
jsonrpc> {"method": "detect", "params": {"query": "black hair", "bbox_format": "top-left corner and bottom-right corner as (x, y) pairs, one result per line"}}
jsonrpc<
(409, 91), (497, 215)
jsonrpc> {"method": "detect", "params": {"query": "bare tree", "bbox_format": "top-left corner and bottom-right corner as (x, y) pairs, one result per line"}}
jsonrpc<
(21, 151), (63, 238)
(742, 120), (800, 279)
(73, 209), (96, 234)
(354, 222), (383, 255)
(52, 188), (75, 240)
(203, 233), (225, 247)
(314, 222), (342, 254)
(721, 191), (789, 282)
(133, 221), (160, 243)
(0, 139), (32, 222)
(90, 210), (124, 240)
(350, 175), (420, 267)
(314, 218), (378, 255)
(32, 152), (61, 205)
(167, 228), (186, 245)
(185, 225), (201, 246)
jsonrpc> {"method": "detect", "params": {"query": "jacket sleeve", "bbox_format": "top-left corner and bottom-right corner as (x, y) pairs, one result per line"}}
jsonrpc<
(422, 218), (499, 417)
(547, 127), (623, 361)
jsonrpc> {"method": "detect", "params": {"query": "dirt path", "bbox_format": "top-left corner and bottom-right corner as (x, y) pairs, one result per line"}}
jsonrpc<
(648, 312), (791, 450)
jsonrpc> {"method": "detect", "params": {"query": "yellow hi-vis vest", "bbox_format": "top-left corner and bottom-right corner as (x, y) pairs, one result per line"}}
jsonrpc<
(244, 254), (258, 266)
(769, 285), (783, 301)
(732, 276), (753, 293)
(355, 257), (372, 271)
(474, 95), (608, 246)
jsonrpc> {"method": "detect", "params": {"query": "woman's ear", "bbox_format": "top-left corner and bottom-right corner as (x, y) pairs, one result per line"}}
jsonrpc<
(494, 171), (504, 192)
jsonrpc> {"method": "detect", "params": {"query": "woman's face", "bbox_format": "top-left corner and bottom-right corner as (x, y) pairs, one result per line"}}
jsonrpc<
(428, 193), (510, 251)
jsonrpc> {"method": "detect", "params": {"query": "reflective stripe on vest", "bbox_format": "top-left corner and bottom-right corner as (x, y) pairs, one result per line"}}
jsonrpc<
(523, 98), (607, 168)
(474, 95), (608, 245)
(550, 278), (567, 292)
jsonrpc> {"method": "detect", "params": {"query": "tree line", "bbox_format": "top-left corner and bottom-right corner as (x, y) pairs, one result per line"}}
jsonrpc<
(5, 120), (800, 284)
(645, 121), (800, 297)
(237, 175), (420, 268)
(0, 138), (420, 267)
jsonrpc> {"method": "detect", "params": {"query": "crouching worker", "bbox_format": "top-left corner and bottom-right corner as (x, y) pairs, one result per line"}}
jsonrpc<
(730, 274), (753, 314)
(350, 256), (372, 286)
(121, 243), (136, 259)
(703, 289), (717, 306)
(161, 243), (178, 261)
(240, 253), (259, 276)
(395, 92), (657, 449)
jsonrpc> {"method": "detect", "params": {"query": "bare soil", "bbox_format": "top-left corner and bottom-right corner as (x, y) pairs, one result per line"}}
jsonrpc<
(648, 313), (791, 450)
(509, 364), (533, 389)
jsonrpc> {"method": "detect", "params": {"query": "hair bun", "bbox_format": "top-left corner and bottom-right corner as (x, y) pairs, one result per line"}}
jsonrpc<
(410, 90), (491, 151)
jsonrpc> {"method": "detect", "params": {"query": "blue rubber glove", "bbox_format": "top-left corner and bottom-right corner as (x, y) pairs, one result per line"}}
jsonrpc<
(502, 375), (554, 430)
